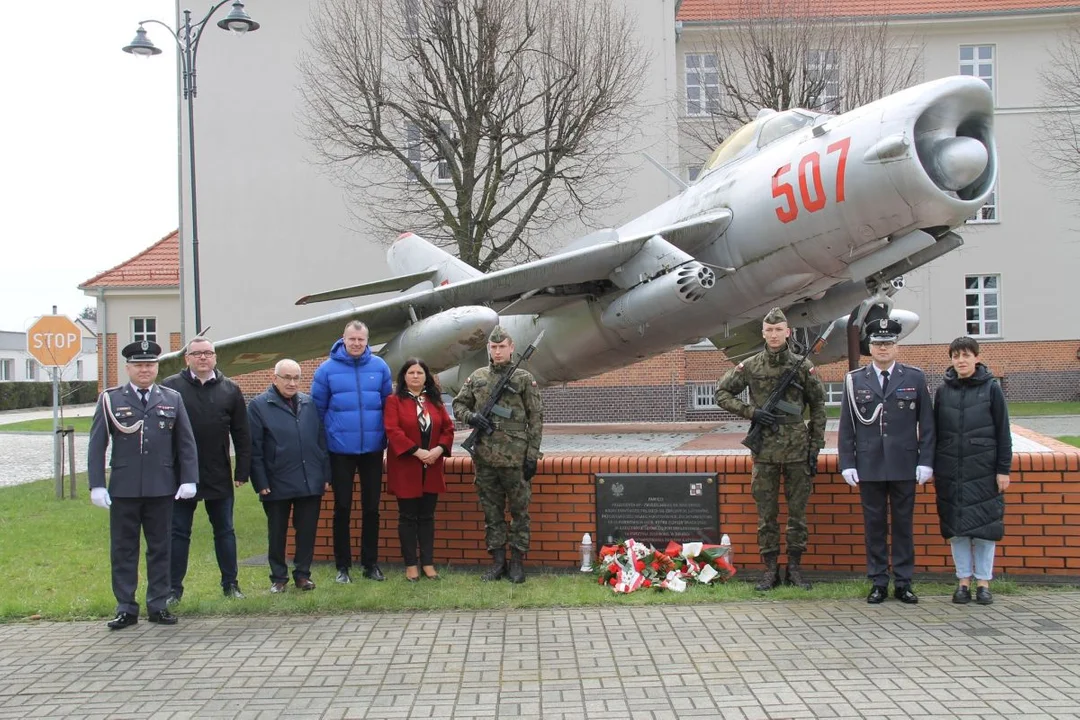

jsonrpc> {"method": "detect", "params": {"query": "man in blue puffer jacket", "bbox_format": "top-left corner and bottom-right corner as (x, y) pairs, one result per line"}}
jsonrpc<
(312, 321), (393, 583)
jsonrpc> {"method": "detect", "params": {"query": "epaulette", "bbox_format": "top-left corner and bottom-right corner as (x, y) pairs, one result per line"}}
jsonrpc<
(103, 385), (123, 393)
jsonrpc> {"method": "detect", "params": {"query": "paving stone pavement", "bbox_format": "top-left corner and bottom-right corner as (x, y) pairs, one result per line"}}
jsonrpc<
(2, 592), (1080, 719)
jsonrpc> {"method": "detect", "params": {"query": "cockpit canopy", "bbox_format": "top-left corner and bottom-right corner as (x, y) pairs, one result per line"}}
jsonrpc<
(700, 109), (821, 178)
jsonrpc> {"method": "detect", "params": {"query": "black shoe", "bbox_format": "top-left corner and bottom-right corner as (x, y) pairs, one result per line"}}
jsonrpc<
(952, 585), (972, 604)
(894, 586), (919, 604)
(335, 569), (352, 584)
(223, 583), (245, 600)
(867, 585), (888, 604)
(107, 612), (138, 630)
(976, 587), (994, 605)
(362, 565), (385, 581)
(165, 594), (180, 608)
(148, 609), (178, 625)
(296, 577), (316, 591)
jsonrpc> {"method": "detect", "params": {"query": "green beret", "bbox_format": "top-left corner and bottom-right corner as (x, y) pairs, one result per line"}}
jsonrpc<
(763, 307), (787, 325)
(488, 325), (512, 344)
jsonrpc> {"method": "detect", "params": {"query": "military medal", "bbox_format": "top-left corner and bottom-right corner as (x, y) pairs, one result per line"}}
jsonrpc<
(160, 420), (166, 429)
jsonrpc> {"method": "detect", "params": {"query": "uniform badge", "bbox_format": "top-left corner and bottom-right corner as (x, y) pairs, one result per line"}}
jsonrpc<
(159, 420), (166, 429)
(859, 406), (867, 414)
(879, 319), (888, 329)
(910, 402), (917, 410)
(898, 401), (905, 409)
(141, 340), (149, 351)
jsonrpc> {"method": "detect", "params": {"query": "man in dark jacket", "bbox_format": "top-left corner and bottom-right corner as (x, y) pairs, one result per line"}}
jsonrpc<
(248, 359), (330, 593)
(838, 318), (934, 605)
(311, 321), (393, 583)
(933, 336), (1012, 606)
(162, 337), (251, 603)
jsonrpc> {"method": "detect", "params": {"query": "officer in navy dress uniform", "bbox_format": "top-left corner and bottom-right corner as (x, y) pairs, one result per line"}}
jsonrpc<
(838, 318), (935, 605)
(88, 340), (199, 629)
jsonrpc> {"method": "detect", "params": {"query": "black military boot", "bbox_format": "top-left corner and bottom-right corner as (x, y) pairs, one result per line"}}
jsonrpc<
(508, 548), (526, 584)
(481, 548), (507, 582)
(784, 550), (813, 590)
(755, 552), (780, 591)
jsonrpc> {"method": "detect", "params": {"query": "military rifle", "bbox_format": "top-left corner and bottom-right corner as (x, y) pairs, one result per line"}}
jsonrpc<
(741, 327), (828, 456)
(460, 330), (545, 457)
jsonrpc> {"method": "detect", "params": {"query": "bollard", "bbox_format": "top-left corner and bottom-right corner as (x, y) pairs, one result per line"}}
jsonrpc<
(66, 427), (76, 499)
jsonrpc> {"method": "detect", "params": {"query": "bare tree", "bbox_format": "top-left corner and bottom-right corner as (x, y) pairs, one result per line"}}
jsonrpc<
(680, 0), (923, 150)
(79, 305), (96, 322)
(1037, 24), (1080, 193)
(299, 0), (647, 271)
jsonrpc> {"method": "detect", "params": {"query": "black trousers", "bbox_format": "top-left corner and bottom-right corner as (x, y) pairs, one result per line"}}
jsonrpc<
(397, 493), (439, 566)
(264, 495), (321, 584)
(110, 495), (173, 616)
(859, 480), (916, 587)
(330, 452), (384, 570)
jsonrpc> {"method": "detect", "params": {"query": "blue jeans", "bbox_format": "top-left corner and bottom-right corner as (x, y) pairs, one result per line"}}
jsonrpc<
(170, 496), (239, 598)
(949, 536), (997, 582)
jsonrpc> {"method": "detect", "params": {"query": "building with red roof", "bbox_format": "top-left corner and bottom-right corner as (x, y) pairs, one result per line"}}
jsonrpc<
(79, 231), (181, 390)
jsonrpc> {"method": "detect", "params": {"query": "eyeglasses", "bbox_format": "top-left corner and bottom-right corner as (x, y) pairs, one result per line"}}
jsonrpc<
(275, 374), (301, 383)
(187, 351), (216, 358)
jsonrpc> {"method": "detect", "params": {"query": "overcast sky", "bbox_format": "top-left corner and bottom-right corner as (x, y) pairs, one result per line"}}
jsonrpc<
(0, 0), (179, 332)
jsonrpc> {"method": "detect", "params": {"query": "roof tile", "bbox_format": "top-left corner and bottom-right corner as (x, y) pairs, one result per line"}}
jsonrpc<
(79, 230), (180, 289)
(677, 0), (1080, 21)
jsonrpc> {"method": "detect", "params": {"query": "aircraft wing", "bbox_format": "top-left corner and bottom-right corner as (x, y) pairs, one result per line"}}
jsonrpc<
(159, 233), (656, 377)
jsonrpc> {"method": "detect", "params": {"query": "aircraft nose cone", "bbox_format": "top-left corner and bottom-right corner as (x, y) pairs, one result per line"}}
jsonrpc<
(927, 136), (988, 191)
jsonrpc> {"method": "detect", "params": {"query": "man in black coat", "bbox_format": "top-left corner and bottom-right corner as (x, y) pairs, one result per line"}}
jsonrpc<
(838, 318), (935, 605)
(162, 336), (251, 602)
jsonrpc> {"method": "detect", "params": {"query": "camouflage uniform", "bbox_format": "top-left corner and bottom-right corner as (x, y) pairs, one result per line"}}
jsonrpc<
(715, 309), (826, 586)
(453, 333), (544, 554)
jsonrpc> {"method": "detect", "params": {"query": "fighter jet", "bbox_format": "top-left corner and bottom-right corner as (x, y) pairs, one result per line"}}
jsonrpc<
(162, 75), (996, 390)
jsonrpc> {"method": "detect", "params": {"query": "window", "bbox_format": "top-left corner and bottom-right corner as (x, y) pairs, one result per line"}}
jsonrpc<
(403, 0), (419, 39)
(805, 49), (841, 112)
(25, 359), (37, 380)
(685, 53), (720, 116)
(967, 186), (997, 224)
(405, 122), (453, 182)
(132, 317), (157, 344)
(960, 45), (994, 94)
(406, 123), (422, 182)
(435, 122), (453, 183)
(691, 383), (718, 409)
(757, 111), (814, 148)
(0, 359), (12, 381)
(688, 165), (702, 182)
(823, 381), (844, 406)
(965, 274), (1001, 337)
(76, 360), (84, 380)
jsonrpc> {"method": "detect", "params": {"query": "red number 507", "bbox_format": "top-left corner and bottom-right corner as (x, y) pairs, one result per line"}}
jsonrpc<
(772, 137), (850, 224)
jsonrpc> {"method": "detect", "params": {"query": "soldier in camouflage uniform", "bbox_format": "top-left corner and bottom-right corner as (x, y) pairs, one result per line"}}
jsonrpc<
(715, 308), (827, 591)
(453, 326), (544, 583)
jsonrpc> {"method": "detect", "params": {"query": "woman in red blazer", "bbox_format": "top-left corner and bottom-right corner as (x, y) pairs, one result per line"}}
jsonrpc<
(384, 358), (455, 581)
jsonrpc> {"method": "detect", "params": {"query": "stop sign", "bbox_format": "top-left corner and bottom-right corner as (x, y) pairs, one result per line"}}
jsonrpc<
(26, 315), (83, 367)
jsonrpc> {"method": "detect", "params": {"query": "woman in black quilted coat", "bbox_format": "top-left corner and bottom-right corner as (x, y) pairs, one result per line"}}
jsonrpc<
(933, 337), (1012, 606)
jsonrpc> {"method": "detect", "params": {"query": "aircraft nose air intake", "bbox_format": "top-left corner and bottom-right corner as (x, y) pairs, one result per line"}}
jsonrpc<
(925, 136), (988, 191)
(912, 78), (996, 202)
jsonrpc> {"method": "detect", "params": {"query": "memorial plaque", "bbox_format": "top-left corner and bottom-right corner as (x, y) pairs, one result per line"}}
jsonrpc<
(595, 473), (719, 547)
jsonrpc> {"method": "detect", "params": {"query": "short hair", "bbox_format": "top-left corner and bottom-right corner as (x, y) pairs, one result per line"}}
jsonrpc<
(948, 336), (980, 357)
(274, 359), (301, 376)
(344, 320), (368, 334)
(185, 336), (214, 353)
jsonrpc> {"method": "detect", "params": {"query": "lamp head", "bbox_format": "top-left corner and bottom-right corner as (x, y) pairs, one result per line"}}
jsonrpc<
(217, 0), (260, 35)
(122, 26), (162, 57)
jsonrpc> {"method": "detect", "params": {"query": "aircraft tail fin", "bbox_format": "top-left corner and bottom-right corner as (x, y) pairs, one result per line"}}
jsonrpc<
(388, 232), (482, 287)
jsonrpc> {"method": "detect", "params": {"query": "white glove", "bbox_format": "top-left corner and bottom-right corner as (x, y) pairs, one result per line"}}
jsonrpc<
(91, 487), (112, 509)
(175, 483), (197, 500)
(916, 466), (933, 485)
(841, 468), (860, 487)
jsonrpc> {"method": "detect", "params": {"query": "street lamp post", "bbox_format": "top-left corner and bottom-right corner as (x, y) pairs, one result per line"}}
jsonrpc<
(123, 1), (260, 338)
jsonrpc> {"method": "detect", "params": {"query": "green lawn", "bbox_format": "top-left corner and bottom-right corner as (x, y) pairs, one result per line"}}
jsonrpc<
(1058, 436), (1080, 449)
(0, 475), (1065, 623)
(0, 417), (92, 433)
(1008, 402), (1080, 417)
